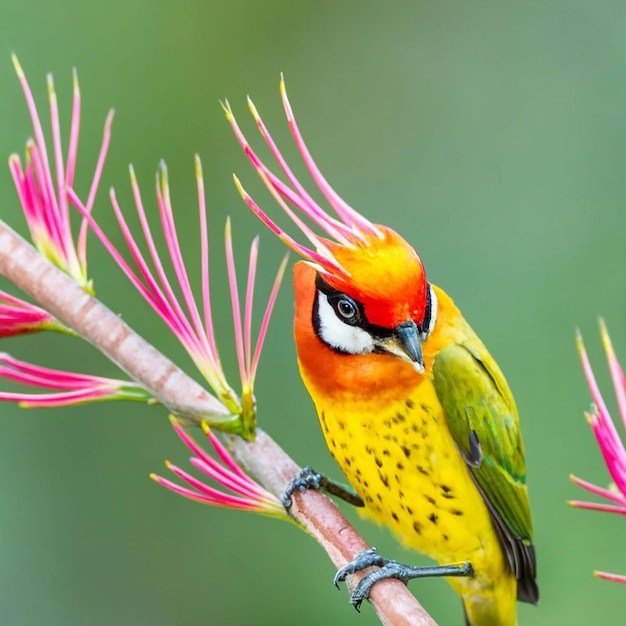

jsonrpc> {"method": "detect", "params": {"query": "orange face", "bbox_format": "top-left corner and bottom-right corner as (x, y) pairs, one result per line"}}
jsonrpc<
(321, 225), (428, 330)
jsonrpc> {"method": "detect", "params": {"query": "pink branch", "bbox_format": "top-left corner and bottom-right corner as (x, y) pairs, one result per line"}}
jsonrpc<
(0, 219), (436, 626)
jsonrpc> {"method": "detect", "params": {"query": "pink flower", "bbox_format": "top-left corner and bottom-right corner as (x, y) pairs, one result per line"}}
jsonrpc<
(570, 319), (626, 583)
(223, 76), (382, 279)
(6, 59), (290, 518)
(0, 58), (152, 409)
(151, 416), (288, 518)
(69, 158), (287, 440)
(0, 353), (152, 408)
(8, 54), (113, 292)
(0, 290), (65, 338)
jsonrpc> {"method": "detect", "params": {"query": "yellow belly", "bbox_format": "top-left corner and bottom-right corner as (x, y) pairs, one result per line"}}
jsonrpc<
(312, 375), (516, 622)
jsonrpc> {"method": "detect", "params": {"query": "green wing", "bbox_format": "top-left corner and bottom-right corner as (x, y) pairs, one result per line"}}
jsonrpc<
(433, 340), (538, 604)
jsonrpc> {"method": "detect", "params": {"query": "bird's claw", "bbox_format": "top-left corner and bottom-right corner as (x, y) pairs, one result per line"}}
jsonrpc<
(281, 466), (323, 509)
(333, 547), (383, 588)
(334, 547), (390, 611)
(334, 547), (474, 611)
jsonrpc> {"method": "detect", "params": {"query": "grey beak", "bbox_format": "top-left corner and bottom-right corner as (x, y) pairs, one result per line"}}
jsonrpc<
(396, 320), (424, 369)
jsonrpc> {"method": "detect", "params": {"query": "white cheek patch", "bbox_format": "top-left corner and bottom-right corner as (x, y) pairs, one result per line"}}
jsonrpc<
(316, 293), (375, 354)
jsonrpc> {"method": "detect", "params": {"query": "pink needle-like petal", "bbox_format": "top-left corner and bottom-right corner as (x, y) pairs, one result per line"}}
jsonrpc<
(574, 322), (626, 584)
(0, 353), (151, 408)
(225, 218), (246, 388)
(569, 474), (626, 506)
(279, 76), (381, 239)
(595, 571), (626, 584)
(250, 252), (289, 381)
(10, 56), (111, 291)
(151, 417), (286, 517)
(73, 150), (285, 427)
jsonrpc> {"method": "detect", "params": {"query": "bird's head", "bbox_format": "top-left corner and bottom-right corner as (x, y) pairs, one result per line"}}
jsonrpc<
(226, 79), (436, 373)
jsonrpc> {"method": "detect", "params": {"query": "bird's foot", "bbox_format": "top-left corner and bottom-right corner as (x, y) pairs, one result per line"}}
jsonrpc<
(282, 466), (323, 508)
(334, 547), (474, 611)
(282, 466), (364, 509)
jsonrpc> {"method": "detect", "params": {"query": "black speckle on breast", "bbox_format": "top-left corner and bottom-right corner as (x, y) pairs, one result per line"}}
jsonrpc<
(378, 471), (389, 488)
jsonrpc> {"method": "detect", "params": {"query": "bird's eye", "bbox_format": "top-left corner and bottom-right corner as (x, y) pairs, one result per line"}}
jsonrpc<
(338, 298), (356, 319)
(330, 295), (360, 324)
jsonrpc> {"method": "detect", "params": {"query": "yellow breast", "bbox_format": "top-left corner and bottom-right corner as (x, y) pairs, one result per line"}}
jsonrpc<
(308, 365), (499, 563)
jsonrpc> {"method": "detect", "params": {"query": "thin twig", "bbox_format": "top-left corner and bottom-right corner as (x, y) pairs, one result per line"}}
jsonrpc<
(0, 219), (437, 626)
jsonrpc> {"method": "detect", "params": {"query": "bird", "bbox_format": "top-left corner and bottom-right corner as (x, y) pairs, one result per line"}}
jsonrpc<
(224, 80), (538, 626)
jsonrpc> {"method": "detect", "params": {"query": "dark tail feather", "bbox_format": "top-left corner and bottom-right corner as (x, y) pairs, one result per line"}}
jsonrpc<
(516, 542), (539, 604)
(474, 482), (539, 605)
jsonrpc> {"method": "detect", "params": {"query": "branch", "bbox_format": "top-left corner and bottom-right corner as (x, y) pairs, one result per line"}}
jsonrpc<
(0, 220), (437, 626)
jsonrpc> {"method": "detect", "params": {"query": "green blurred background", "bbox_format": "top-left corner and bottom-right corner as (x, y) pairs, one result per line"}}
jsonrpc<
(1, 1), (626, 624)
